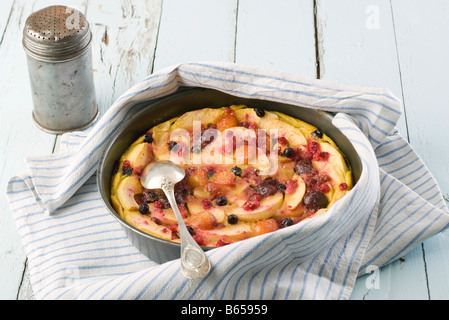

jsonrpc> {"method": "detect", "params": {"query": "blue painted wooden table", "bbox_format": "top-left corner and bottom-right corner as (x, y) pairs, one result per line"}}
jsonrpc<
(1, 0), (448, 300)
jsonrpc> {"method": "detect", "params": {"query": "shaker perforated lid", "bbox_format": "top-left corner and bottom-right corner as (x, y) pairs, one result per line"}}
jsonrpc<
(22, 5), (92, 61)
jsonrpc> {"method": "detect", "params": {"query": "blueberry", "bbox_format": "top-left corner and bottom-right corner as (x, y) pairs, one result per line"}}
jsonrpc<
(280, 218), (294, 228)
(207, 169), (215, 179)
(122, 167), (133, 176)
(191, 145), (202, 154)
(255, 108), (265, 117)
(282, 147), (295, 158)
(143, 133), (153, 143)
(277, 183), (287, 192)
(311, 129), (323, 139)
(186, 225), (196, 235)
(230, 166), (242, 177)
(227, 214), (238, 225)
(168, 141), (177, 150)
(139, 203), (149, 214)
(216, 196), (228, 206)
(303, 190), (328, 210)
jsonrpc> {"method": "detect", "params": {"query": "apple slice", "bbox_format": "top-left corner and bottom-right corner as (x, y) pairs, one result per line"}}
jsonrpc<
(195, 223), (253, 245)
(110, 194), (124, 218)
(122, 143), (152, 171)
(187, 199), (226, 223)
(151, 118), (173, 160)
(171, 108), (224, 131)
(319, 142), (350, 175)
(259, 118), (307, 148)
(234, 108), (278, 126)
(149, 204), (178, 225)
(233, 192), (284, 222)
(123, 210), (172, 241)
(115, 176), (143, 210)
(284, 174), (306, 210)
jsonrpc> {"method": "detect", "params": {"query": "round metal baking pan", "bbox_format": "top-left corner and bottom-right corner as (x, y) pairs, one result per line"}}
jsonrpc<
(97, 87), (363, 263)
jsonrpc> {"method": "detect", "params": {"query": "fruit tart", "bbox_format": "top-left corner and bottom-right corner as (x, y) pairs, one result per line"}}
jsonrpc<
(110, 105), (353, 247)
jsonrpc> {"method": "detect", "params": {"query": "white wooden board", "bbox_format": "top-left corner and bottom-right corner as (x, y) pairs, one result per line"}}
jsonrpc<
(390, 0), (449, 300)
(315, 0), (429, 299)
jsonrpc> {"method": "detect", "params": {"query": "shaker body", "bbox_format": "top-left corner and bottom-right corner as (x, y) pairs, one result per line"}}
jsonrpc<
(26, 48), (98, 133)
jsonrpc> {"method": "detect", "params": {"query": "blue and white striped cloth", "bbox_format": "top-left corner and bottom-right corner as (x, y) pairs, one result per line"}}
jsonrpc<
(6, 62), (449, 300)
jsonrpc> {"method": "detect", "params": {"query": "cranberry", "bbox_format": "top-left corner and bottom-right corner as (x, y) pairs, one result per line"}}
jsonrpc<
(285, 179), (298, 194)
(154, 201), (163, 210)
(278, 136), (288, 145)
(303, 190), (328, 211)
(339, 183), (348, 191)
(243, 200), (260, 211)
(294, 159), (314, 175)
(317, 184), (331, 193)
(202, 198), (212, 209)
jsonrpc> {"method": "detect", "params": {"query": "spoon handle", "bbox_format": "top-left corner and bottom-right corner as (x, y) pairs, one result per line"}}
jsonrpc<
(160, 178), (211, 279)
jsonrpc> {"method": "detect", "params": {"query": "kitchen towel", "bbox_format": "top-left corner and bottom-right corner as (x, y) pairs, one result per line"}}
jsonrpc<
(6, 62), (449, 300)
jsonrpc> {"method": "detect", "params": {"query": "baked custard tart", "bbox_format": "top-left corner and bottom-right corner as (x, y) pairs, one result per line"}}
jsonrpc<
(110, 105), (353, 248)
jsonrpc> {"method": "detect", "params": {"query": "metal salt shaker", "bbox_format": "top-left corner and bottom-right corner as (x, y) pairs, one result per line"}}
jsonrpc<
(22, 5), (98, 133)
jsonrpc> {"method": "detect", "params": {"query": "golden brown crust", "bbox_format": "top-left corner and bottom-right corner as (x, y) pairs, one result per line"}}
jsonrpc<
(110, 106), (352, 247)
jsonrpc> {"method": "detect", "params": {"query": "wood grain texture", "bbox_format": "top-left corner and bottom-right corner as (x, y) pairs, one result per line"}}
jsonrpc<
(390, 0), (449, 300)
(315, 0), (430, 299)
(0, 0), (87, 300)
(315, 0), (408, 138)
(88, 0), (162, 115)
(235, 0), (316, 77)
(153, 0), (238, 71)
(1, 0), (448, 300)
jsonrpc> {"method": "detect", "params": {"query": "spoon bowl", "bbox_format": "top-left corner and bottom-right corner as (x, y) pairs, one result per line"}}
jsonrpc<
(140, 160), (211, 279)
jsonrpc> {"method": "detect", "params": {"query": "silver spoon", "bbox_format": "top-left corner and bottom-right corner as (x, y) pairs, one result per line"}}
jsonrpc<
(140, 161), (211, 279)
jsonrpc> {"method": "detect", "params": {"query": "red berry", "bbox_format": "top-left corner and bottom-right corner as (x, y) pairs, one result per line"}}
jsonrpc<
(278, 136), (288, 145)
(202, 198), (212, 209)
(243, 200), (260, 211)
(154, 200), (164, 209)
(339, 183), (348, 191)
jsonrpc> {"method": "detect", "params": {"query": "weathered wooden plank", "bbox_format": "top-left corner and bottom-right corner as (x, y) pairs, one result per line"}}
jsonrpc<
(152, 0), (238, 71)
(87, 0), (163, 115)
(0, 0), (87, 300)
(390, 0), (449, 300)
(315, 0), (428, 299)
(235, 0), (316, 77)
(315, 0), (408, 138)
(351, 244), (428, 299)
(0, 0), (14, 42)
